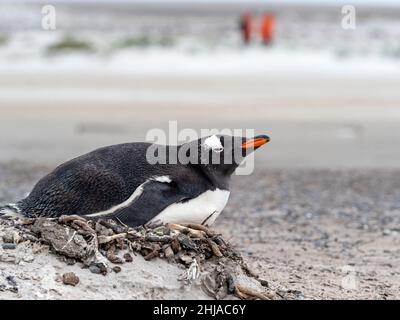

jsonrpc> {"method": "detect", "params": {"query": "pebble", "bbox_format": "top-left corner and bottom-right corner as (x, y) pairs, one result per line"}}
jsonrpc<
(6, 275), (17, 287)
(2, 233), (14, 244)
(163, 246), (174, 260)
(123, 253), (133, 262)
(106, 253), (124, 264)
(2, 231), (20, 244)
(22, 255), (34, 263)
(32, 243), (49, 254)
(113, 266), (121, 273)
(62, 272), (80, 286)
(2, 243), (16, 250)
(0, 253), (20, 264)
(89, 264), (101, 274)
(89, 263), (108, 275)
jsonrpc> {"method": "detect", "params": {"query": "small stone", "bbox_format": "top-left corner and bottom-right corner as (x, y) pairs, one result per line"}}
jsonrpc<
(98, 263), (108, 275)
(65, 258), (76, 266)
(123, 253), (133, 262)
(2, 232), (15, 244)
(113, 266), (121, 273)
(62, 272), (79, 286)
(12, 232), (21, 244)
(32, 243), (49, 254)
(170, 238), (181, 253)
(258, 278), (269, 287)
(89, 264), (101, 274)
(2, 231), (21, 244)
(0, 253), (19, 264)
(6, 275), (17, 287)
(2, 243), (16, 250)
(106, 252), (124, 264)
(89, 263), (108, 275)
(179, 254), (193, 265)
(22, 255), (34, 263)
(163, 245), (175, 261)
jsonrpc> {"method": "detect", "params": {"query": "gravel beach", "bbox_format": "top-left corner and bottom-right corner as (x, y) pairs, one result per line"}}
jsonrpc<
(1, 161), (399, 299)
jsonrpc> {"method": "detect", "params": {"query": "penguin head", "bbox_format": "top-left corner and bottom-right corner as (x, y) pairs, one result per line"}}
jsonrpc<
(183, 134), (270, 179)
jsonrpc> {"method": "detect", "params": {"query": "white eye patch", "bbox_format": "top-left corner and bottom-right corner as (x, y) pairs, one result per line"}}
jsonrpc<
(204, 135), (224, 153)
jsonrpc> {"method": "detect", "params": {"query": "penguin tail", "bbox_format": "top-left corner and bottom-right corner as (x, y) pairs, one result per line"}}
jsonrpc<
(0, 203), (24, 219)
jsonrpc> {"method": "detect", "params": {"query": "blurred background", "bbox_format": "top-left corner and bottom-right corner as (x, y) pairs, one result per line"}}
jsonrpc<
(1, 0), (400, 168)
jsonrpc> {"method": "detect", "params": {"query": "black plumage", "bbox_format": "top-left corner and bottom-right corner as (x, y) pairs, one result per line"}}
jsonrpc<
(1, 135), (269, 227)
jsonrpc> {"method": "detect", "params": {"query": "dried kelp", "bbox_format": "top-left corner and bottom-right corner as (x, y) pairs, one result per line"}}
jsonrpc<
(12, 216), (274, 300)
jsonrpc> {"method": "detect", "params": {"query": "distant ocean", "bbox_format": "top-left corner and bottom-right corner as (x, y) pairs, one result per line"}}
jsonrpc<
(1, 2), (400, 76)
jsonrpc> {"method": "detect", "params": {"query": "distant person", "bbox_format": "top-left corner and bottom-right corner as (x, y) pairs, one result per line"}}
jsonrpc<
(260, 14), (275, 45)
(240, 13), (252, 45)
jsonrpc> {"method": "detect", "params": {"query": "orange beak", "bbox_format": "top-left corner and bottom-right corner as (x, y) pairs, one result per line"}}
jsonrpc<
(240, 135), (270, 149)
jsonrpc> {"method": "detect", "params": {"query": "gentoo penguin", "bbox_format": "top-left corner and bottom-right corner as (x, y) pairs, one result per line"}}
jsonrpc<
(0, 134), (269, 227)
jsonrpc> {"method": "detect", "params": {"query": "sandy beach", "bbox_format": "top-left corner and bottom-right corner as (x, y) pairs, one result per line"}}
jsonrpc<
(1, 162), (399, 299)
(1, 73), (400, 168)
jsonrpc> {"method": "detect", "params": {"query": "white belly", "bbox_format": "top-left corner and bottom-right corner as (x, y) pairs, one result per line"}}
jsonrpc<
(151, 189), (230, 226)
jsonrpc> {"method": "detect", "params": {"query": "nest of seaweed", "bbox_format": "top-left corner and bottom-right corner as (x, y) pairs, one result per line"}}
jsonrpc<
(5, 215), (274, 300)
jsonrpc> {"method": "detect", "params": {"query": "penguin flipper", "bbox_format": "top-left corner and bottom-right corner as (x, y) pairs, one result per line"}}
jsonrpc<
(85, 179), (187, 227)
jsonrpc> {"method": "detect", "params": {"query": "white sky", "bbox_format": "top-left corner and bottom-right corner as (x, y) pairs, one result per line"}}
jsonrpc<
(7, 0), (400, 5)
(8, 0), (400, 5)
